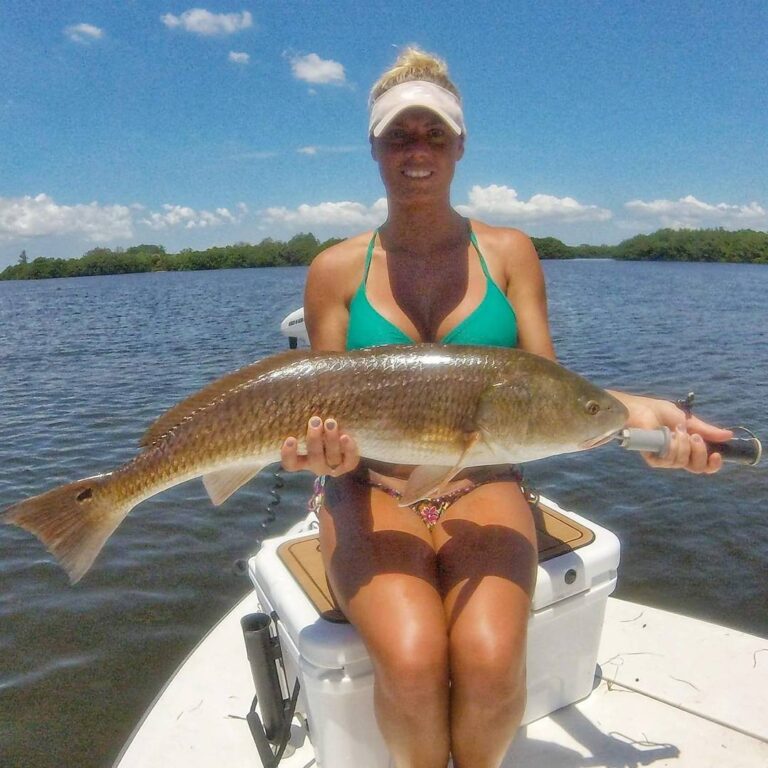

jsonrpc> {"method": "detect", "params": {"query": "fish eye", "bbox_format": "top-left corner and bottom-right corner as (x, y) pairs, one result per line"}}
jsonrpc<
(585, 400), (601, 416)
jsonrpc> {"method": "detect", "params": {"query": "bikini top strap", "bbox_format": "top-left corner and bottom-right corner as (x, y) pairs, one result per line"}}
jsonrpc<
(469, 230), (493, 280)
(362, 229), (378, 283)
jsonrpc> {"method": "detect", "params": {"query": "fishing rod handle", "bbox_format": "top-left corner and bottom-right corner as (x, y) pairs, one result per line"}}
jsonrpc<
(618, 427), (762, 466)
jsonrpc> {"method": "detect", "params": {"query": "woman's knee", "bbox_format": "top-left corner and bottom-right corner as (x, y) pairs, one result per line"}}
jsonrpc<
(449, 621), (528, 704)
(372, 623), (450, 702)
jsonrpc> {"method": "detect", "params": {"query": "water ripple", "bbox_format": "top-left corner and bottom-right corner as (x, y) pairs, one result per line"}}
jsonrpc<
(0, 264), (766, 767)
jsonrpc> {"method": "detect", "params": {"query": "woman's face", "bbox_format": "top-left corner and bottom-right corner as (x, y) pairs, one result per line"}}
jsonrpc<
(371, 107), (464, 202)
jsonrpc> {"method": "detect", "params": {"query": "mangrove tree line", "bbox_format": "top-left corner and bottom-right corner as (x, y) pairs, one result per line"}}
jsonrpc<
(1, 228), (766, 281)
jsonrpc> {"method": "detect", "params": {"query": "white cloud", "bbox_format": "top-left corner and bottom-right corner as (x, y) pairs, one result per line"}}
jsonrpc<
(262, 199), (388, 231)
(624, 195), (768, 229)
(0, 194), (132, 241)
(289, 53), (346, 85)
(64, 23), (104, 44)
(260, 185), (612, 236)
(161, 9), (253, 36)
(140, 203), (246, 230)
(228, 51), (250, 64)
(296, 145), (359, 156)
(456, 185), (612, 224)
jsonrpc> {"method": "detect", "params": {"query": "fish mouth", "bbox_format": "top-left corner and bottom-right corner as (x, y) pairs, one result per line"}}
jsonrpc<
(580, 428), (622, 450)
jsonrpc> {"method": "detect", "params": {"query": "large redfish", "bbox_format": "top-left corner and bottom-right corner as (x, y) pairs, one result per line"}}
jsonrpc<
(1, 345), (627, 582)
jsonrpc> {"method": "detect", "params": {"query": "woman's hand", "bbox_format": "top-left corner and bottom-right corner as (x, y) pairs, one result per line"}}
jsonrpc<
(280, 417), (360, 477)
(611, 391), (733, 474)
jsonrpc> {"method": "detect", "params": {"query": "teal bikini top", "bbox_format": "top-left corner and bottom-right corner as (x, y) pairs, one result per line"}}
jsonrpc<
(346, 230), (518, 350)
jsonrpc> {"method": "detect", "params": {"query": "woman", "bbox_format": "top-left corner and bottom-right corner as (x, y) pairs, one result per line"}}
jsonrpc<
(281, 48), (731, 768)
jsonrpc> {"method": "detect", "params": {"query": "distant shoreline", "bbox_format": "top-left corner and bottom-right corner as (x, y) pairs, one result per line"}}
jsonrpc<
(2, 227), (766, 281)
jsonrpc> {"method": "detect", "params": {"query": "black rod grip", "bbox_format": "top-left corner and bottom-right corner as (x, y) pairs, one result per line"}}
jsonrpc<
(707, 436), (762, 466)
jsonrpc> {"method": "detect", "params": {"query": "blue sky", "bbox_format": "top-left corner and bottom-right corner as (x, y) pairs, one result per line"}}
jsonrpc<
(1, 1), (766, 267)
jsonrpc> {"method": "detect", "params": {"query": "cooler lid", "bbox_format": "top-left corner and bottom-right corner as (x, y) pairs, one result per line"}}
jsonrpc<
(277, 536), (347, 623)
(533, 499), (594, 561)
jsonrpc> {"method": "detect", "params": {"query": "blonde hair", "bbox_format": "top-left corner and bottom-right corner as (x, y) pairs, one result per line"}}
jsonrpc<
(369, 46), (461, 105)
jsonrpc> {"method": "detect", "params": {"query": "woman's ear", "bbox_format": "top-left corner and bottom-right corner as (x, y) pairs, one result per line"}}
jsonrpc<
(370, 136), (378, 161)
(456, 135), (465, 161)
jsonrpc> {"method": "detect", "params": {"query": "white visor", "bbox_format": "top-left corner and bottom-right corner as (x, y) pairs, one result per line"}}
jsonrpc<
(369, 80), (465, 138)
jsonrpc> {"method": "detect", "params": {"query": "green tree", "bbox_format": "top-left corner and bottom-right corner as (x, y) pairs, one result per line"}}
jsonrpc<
(531, 237), (573, 259)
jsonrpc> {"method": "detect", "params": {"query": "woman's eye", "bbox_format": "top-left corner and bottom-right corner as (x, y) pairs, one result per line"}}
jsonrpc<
(381, 126), (447, 146)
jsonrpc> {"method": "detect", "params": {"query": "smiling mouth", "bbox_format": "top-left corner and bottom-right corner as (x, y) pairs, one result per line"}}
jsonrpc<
(402, 169), (433, 179)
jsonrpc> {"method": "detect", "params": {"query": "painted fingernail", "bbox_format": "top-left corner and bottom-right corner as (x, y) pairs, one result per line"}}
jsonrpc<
(692, 434), (703, 444)
(284, 437), (296, 448)
(309, 417), (322, 429)
(325, 419), (336, 431)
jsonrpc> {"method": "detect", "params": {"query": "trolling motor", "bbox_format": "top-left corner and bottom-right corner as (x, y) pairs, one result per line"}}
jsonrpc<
(616, 393), (762, 466)
(279, 308), (307, 349)
(240, 612), (300, 768)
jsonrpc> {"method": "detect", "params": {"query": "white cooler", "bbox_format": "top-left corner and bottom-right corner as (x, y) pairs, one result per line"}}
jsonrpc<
(247, 495), (620, 767)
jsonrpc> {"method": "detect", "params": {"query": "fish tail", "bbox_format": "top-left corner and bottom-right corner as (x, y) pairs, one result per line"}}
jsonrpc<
(1, 473), (129, 584)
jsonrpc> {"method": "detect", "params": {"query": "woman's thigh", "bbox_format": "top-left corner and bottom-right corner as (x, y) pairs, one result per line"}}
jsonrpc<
(432, 482), (537, 645)
(318, 475), (448, 664)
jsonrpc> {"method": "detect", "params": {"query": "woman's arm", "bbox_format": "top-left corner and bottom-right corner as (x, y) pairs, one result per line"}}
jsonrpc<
(303, 242), (354, 351)
(502, 230), (557, 361)
(280, 237), (365, 476)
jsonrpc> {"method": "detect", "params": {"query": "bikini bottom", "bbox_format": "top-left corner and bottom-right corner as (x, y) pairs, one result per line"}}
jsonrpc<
(308, 465), (523, 530)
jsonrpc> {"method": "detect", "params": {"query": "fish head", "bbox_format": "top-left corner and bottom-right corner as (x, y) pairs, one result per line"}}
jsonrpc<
(572, 389), (629, 450)
(530, 367), (629, 455)
(477, 352), (629, 460)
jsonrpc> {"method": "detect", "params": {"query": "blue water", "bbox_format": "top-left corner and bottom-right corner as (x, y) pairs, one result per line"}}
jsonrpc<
(0, 262), (766, 768)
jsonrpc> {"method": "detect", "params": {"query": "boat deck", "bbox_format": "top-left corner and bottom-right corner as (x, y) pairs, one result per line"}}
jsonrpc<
(114, 593), (768, 768)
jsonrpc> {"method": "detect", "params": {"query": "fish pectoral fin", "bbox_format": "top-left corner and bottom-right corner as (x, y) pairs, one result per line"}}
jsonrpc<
(203, 463), (265, 506)
(400, 465), (460, 506)
(399, 432), (481, 506)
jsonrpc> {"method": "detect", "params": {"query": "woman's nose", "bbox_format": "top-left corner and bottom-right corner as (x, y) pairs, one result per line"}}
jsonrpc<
(403, 135), (433, 155)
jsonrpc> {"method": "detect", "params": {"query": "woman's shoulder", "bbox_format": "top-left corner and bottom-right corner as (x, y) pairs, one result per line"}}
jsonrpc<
(306, 230), (375, 300)
(310, 231), (373, 273)
(469, 220), (541, 279)
(470, 220), (537, 256)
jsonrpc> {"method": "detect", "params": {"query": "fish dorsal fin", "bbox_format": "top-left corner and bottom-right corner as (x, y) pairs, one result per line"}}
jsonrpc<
(400, 432), (481, 506)
(140, 349), (309, 448)
(203, 462), (266, 506)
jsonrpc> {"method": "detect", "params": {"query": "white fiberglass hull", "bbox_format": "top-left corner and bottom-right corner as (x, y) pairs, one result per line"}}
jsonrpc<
(114, 513), (768, 768)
